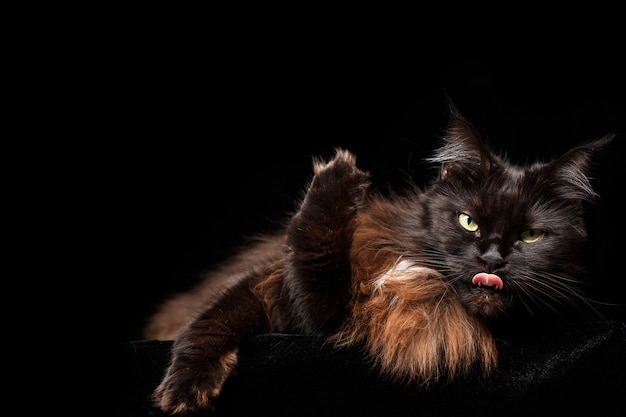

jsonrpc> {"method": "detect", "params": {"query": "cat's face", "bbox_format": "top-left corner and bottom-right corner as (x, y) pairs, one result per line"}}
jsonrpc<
(429, 163), (587, 318)
(421, 112), (612, 319)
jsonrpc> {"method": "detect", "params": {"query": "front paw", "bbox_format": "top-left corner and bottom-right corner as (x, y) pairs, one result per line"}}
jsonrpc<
(309, 148), (371, 209)
(153, 351), (237, 415)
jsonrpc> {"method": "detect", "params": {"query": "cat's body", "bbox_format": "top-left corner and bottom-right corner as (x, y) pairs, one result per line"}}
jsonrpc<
(144, 108), (612, 415)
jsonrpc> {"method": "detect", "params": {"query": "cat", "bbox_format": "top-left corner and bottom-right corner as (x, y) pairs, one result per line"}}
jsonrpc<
(143, 105), (613, 415)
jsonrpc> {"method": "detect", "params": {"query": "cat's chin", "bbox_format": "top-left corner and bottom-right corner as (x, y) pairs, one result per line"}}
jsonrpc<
(463, 288), (509, 318)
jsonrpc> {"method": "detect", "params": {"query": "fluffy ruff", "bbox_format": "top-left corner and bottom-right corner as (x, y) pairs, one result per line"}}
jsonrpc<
(333, 259), (497, 384)
(328, 211), (499, 385)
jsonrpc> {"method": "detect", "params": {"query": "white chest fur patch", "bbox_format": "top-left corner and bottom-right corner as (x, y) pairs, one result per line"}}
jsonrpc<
(373, 259), (437, 293)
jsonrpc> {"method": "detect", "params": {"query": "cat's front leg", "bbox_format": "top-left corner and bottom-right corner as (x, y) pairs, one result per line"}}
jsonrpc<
(153, 280), (268, 415)
(153, 335), (236, 415)
(289, 149), (371, 254)
(285, 149), (370, 333)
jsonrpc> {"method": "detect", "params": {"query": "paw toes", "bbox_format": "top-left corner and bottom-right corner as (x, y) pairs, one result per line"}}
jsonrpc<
(313, 148), (358, 174)
(312, 149), (370, 186)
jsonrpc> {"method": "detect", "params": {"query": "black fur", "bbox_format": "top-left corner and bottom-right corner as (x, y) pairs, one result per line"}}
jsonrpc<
(144, 107), (613, 415)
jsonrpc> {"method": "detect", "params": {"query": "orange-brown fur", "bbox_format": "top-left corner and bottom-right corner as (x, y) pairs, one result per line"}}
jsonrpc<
(145, 113), (611, 415)
(251, 198), (498, 384)
(145, 235), (285, 340)
(330, 205), (497, 383)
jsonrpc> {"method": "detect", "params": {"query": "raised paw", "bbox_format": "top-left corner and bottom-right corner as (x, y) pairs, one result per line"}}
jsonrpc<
(291, 148), (371, 234)
(308, 148), (371, 210)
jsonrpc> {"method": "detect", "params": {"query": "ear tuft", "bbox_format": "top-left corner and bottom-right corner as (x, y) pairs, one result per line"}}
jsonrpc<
(428, 106), (494, 182)
(543, 133), (615, 201)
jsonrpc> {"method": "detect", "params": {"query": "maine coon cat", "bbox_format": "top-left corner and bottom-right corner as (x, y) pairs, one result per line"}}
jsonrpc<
(144, 106), (613, 415)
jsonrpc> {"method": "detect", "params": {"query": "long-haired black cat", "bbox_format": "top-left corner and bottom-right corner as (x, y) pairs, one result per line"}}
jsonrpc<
(144, 105), (613, 415)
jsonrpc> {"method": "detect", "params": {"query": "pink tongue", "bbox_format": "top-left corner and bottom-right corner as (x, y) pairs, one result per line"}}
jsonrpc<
(471, 273), (504, 290)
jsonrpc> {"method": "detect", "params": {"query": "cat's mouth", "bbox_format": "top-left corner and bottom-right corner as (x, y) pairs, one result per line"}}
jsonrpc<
(471, 273), (503, 291)
(465, 272), (507, 317)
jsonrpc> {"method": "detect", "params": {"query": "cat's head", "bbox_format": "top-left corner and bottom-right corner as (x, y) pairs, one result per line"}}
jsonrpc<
(425, 108), (613, 320)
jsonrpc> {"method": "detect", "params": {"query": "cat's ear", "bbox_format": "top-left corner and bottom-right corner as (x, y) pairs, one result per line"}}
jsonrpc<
(542, 134), (615, 201)
(429, 106), (494, 182)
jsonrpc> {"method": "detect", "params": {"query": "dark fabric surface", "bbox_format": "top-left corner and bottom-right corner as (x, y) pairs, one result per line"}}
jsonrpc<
(109, 320), (626, 417)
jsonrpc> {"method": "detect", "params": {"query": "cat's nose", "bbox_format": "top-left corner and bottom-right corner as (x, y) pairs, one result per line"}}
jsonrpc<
(478, 245), (506, 272)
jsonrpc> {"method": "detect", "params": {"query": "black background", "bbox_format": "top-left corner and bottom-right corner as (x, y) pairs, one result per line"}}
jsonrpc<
(76, 31), (625, 348)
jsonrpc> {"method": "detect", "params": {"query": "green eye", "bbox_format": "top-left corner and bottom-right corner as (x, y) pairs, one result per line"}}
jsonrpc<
(520, 229), (543, 243)
(458, 213), (479, 232)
